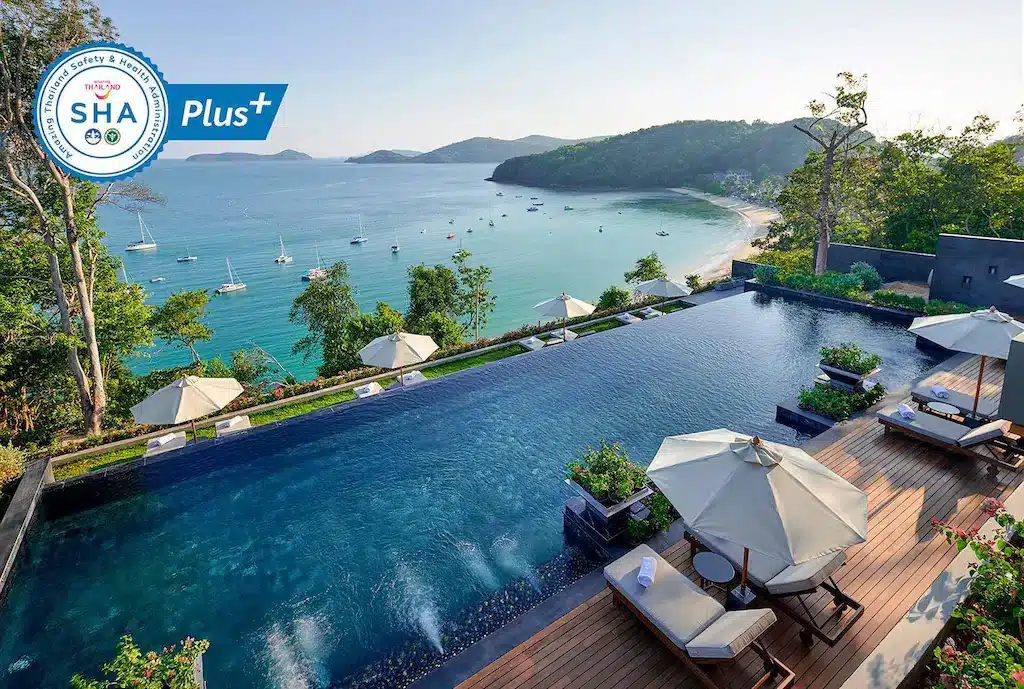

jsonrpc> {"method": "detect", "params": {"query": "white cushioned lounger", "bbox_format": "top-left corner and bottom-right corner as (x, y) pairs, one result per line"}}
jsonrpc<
(143, 431), (186, 457)
(639, 306), (663, 319)
(604, 545), (792, 689)
(910, 384), (999, 419)
(354, 381), (384, 398)
(518, 336), (545, 352)
(615, 312), (642, 325)
(215, 415), (251, 438)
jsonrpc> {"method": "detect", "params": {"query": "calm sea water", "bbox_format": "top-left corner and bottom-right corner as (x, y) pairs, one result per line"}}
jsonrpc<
(0, 294), (943, 689)
(103, 161), (750, 378)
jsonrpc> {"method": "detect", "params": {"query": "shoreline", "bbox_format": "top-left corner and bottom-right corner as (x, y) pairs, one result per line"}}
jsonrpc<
(667, 187), (780, 281)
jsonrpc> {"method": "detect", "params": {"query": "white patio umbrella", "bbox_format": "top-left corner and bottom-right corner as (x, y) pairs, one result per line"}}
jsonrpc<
(1005, 274), (1024, 289)
(358, 331), (438, 386)
(646, 429), (868, 595)
(130, 376), (244, 443)
(635, 277), (693, 298)
(533, 292), (595, 340)
(909, 306), (1024, 414)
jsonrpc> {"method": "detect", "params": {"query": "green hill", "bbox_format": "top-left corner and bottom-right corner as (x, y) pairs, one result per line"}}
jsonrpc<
(186, 149), (312, 162)
(345, 149), (416, 163)
(488, 119), (867, 188)
(413, 135), (579, 163)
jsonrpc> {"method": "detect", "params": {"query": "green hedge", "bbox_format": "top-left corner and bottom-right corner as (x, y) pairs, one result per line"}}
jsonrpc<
(781, 271), (864, 299)
(798, 383), (886, 421)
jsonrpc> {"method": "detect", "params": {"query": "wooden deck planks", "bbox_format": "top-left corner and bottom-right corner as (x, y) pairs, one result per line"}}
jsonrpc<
(457, 356), (1017, 689)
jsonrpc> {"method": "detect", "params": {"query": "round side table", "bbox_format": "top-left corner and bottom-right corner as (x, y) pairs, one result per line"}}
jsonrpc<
(693, 551), (736, 593)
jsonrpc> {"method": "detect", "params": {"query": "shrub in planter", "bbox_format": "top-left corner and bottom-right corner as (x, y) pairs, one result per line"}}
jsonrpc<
(782, 271), (864, 299)
(566, 440), (648, 505)
(849, 262), (883, 290)
(820, 343), (882, 375)
(870, 290), (927, 312)
(625, 492), (674, 544)
(925, 300), (973, 316)
(798, 383), (886, 421)
(754, 264), (781, 286)
(0, 444), (26, 487)
(71, 635), (210, 689)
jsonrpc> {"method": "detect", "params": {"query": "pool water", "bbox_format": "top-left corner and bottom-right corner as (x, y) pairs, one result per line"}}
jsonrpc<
(0, 294), (943, 688)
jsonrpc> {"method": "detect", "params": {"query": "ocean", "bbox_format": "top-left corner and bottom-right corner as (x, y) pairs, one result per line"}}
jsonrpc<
(104, 160), (751, 379)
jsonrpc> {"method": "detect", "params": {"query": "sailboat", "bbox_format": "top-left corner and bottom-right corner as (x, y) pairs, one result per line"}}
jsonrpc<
(655, 221), (669, 237)
(215, 258), (246, 294)
(302, 242), (328, 281)
(274, 236), (293, 264)
(125, 212), (158, 251)
(391, 231), (400, 254)
(488, 202), (495, 227)
(176, 238), (197, 262)
(350, 216), (368, 244)
(119, 259), (134, 283)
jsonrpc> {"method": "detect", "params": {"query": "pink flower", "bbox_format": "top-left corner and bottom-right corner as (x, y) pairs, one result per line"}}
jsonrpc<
(982, 498), (1004, 515)
(1012, 670), (1024, 685)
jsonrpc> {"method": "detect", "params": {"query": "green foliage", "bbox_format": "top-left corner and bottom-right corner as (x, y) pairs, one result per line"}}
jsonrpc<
(684, 274), (702, 292)
(925, 300), (974, 316)
(289, 261), (361, 377)
(749, 248), (814, 275)
(453, 249), (496, 341)
(567, 440), (648, 505)
(870, 290), (927, 312)
(648, 492), (673, 532)
(754, 264), (781, 286)
(820, 343), (882, 374)
(627, 517), (656, 544)
(0, 443), (25, 487)
(70, 634), (209, 689)
(406, 263), (460, 330)
(345, 302), (406, 354)
(419, 311), (466, 350)
(849, 262), (883, 290)
(624, 252), (667, 286)
(798, 382), (886, 421)
(227, 348), (272, 388)
(149, 290), (212, 363)
(597, 285), (631, 310)
(781, 271), (863, 299)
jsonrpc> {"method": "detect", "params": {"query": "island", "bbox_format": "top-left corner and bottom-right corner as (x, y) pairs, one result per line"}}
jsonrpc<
(346, 135), (597, 164)
(185, 149), (313, 162)
(345, 149), (419, 164)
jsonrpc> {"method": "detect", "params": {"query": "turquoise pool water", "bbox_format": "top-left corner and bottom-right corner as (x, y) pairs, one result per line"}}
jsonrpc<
(0, 294), (943, 688)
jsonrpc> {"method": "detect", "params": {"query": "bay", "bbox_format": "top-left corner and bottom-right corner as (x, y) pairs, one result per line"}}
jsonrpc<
(105, 160), (749, 379)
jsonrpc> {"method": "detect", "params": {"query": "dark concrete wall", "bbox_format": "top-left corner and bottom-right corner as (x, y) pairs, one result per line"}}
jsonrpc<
(999, 334), (1024, 426)
(819, 243), (936, 283)
(929, 235), (1024, 316)
(731, 259), (763, 279)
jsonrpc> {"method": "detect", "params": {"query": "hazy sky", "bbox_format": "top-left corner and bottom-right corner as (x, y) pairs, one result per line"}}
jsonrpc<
(96, 0), (1023, 158)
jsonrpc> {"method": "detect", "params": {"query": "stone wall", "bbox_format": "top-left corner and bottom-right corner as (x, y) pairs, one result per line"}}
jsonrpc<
(929, 234), (1024, 315)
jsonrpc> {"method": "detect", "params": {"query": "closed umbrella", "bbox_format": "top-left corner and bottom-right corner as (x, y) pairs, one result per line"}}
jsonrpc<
(359, 331), (438, 386)
(635, 277), (693, 298)
(909, 306), (1024, 414)
(130, 376), (244, 443)
(533, 292), (595, 340)
(1005, 274), (1024, 289)
(646, 429), (867, 596)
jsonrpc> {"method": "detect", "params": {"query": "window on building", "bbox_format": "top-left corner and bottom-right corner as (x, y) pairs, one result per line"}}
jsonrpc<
(962, 275), (973, 288)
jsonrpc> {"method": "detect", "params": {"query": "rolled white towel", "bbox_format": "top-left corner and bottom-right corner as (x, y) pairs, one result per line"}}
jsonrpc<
(931, 384), (950, 399)
(638, 556), (657, 588)
(897, 403), (916, 420)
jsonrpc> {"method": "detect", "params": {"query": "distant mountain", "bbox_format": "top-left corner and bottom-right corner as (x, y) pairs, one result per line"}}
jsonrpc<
(392, 149), (423, 157)
(346, 135), (591, 164)
(1002, 134), (1024, 165)
(488, 119), (872, 189)
(186, 149), (313, 162)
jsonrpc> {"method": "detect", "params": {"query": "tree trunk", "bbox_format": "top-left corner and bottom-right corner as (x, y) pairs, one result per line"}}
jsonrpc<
(815, 147), (836, 275)
(474, 293), (480, 341)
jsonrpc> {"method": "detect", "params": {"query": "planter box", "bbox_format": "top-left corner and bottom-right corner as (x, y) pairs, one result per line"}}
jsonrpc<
(818, 362), (881, 392)
(565, 479), (652, 524)
(714, 279), (742, 292)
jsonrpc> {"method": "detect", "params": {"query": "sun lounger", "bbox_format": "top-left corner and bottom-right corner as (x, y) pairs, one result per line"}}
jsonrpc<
(639, 306), (663, 319)
(354, 381), (384, 398)
(215, 415), (251, 438)
(544, 335), (564, 346)
(386, 371), (429, 389)
(143, 431), (187, 457)
(615, 312), (642, 325)
(877, 405), (1024, 476)
(560, 328), (578, 341)
(605, 545), (793, 689)
(684, 528), (863, 646)
(910, 384), (999, 421)
(519, 336), (545, 352)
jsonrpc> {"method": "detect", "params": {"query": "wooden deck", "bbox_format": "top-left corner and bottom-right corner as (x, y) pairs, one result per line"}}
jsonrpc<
(457, 355), (1018, 689)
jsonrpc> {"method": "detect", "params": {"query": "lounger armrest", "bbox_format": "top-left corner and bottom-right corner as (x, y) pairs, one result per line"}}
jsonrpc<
(685, 609), (777, 659)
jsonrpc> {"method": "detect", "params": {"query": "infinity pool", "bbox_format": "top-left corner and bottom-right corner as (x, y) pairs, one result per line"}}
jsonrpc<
(0, 293), (943, 688)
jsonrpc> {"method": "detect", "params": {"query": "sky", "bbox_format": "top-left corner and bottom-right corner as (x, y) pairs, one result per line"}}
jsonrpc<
(95, 0), (1024, 158)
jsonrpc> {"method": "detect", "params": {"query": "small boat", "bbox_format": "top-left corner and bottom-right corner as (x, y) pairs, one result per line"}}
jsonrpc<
(420, 229), (426, 233)
(177, 239), (197, 262)
(446, 233), (455, 239)
(448, 219), (454, 224)
(350, 216), (368, 244)
(530, 197), (538, 200)
(495, 192), (503, 196)
(535, 202), (544, 206)
(599, 226), (603, 233)
(478, 217), (484, 221)
(527, 206), (539, 212)
(515, 195), (522, 198)
(125, 212), (158, 251)
(467, 228), (474, 233)
(500, 213), (507, 218)
(656, 230), (669, 237)
(274, 236), (293, 264)
(391, 231), (400, 254)
(150, 276), (166, 283)
(302, 242), (328, 281)
(564, 205), (574, 211)
(215, 258), (246, 294)
(488, 219), (495, 227)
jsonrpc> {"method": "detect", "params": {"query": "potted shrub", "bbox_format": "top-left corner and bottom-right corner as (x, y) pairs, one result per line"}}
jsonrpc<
(71, 635), (209, 689)
(566, 440), (652, 523)
(818, 343), (882, 391)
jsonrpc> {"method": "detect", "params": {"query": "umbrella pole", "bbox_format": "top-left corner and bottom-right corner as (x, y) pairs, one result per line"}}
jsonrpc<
(741, 547), (749, 593)
(972, 355), (986, 416)
(191, 419), (198, 445)
(563, 318), (567, 340)
(399, 366), (405, 387)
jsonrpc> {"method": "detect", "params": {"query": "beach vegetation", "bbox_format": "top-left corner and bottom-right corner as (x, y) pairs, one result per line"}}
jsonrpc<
(754, 264), (781, 286)
(149, 290), (213, 364)
(418, 311), (466, 350)
(453, 249), (497, 341)
(289, 261), (362, 376)
(405, 263), (461, 330)
(597, 285), (631, 310)
(624, 252), (667, 285)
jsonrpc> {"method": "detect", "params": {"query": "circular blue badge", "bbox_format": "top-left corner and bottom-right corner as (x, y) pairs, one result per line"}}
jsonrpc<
(33, 42), (170, 182)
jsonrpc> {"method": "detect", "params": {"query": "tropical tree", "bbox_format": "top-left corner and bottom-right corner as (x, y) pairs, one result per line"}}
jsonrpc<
(149, 290), (212, 364)
(793, 72), (871, 274)
(418, 311), (465, 350)
(344, 302), (405, 352)
(624, 252), (667, 285)
(452, 249), (496, 341)
(289, 262), (361, 377)
(406, 263), (460, 330)
(597, 285), (631, 310)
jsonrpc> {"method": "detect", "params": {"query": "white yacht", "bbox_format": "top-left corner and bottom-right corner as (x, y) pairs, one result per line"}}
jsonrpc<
(215, 258), (247, 294)
(125, 212), (158, 251)
(274, 236), (293, 264)
(302, 242), (328, 281)
(391, 231), (400, 254)
(350, 216), (368, 244)
(176, 239), (197, 263)
(150, 276), (166, 283)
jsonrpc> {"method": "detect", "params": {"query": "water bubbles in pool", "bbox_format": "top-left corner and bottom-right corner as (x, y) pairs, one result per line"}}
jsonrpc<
(7, 656), (32, 673)
(265, 614), (331, 689)
(386, 562), (445, 654)
(454, 541), (500, 590)
(491, 535), (541, 592)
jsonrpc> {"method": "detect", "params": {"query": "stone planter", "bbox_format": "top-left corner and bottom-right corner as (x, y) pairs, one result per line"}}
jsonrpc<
(818, 362), (880, 393)
(565, 479), (652, 525)
(714, 279), (742, 292)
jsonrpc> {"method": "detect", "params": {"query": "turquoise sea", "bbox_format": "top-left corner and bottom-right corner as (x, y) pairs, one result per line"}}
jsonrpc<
(104, 161), (751, 379)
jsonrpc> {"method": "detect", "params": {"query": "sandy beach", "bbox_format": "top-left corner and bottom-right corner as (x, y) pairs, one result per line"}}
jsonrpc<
(668, 187), (781, 280)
